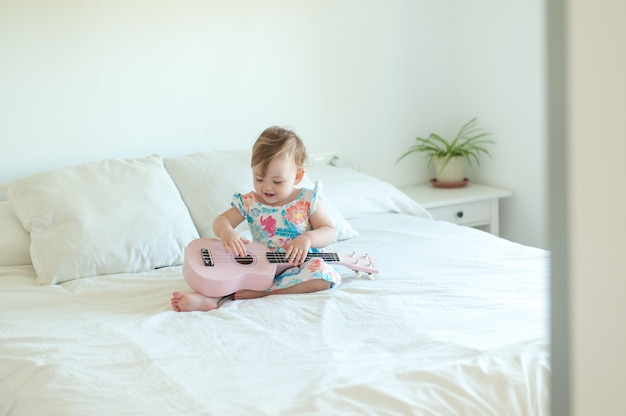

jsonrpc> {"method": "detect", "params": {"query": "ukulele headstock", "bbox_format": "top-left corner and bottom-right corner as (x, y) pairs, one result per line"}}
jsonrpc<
(341, 252), (379, 280)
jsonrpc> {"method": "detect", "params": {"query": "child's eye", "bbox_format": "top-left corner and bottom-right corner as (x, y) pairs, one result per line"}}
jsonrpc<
(273, 180), (283, 185)
(254, 177), (263, 182)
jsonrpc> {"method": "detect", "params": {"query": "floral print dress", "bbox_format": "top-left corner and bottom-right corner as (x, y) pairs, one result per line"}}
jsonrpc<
(232, 182), (341, 291)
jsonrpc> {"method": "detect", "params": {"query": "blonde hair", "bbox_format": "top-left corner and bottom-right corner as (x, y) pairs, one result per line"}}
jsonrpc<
(251, 126), (307, 175)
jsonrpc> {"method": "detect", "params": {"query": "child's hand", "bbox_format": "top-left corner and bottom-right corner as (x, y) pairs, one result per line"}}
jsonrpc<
(285, 235), (312, 265)
(220, 231), (250, 257)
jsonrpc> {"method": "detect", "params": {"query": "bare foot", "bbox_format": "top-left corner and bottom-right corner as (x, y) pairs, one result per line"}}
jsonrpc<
(171, 291), (219, 312)
(234, 289), (270, 300)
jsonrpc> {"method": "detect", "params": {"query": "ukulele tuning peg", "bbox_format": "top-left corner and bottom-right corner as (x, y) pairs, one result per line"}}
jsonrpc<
(355, 271), (362, 278)
(351, 252), (356, 257)
(367, 274), (375, 280)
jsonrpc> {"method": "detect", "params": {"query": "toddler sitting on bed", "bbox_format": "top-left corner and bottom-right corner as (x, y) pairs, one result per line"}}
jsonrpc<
(171, 126), (341, 312)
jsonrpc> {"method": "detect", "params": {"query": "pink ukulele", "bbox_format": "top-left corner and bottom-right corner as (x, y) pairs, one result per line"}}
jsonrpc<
(183, 238), (379, 297)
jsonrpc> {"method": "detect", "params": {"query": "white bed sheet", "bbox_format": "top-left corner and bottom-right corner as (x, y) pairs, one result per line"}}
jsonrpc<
(0, 214), (550, 416)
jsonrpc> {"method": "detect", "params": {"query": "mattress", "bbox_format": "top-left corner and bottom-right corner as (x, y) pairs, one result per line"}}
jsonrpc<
(0, 213), (549, 416)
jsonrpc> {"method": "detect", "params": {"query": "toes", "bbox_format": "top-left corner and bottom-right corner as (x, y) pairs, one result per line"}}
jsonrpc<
(170, 295), (181, 312)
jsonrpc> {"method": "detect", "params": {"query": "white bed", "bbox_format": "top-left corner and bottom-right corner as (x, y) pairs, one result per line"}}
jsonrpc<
(0, 151), (549, 416)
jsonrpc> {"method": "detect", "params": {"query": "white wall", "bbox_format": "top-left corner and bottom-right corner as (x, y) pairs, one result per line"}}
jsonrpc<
(0, 0), (546, 248)
(0, 0), (456, 182)
(453, 0), (547, 248)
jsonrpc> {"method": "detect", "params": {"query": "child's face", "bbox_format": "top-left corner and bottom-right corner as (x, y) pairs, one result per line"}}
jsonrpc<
(252, 152), (303, 206)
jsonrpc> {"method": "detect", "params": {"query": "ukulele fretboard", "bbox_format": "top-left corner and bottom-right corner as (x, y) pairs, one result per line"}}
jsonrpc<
(266, 252), (340, 264)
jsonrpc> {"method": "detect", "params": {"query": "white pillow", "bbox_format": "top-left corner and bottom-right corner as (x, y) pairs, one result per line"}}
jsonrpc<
(1, 155), (199, 285)
(304, 166), (433, 220)
(0, 201), (31, 266)
(164, 150), (253, 238)
(164, 149), (357, 241)
(298, 174), (358, 241)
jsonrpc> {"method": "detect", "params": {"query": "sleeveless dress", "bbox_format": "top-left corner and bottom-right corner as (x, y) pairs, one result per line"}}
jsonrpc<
(231, 182), (341, 291)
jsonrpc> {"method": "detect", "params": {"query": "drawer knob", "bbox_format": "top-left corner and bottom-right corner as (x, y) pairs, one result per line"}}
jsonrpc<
(456, 211), (464, 218)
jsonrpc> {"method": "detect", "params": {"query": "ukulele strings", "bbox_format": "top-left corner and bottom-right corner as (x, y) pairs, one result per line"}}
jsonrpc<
(195, 251), (374, 269)
(197, 252), (344, 261)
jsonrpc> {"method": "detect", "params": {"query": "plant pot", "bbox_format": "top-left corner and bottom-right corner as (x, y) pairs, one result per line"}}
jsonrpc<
(434, 156), (465, 183)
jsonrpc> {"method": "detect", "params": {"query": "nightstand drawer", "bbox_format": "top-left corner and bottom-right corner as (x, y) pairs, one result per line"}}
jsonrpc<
(401, 182), (511, 235)
(427, 200), (491, 226)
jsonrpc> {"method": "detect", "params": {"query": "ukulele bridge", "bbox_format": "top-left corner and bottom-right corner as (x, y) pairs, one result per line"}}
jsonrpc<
(200, 248), (214, 267)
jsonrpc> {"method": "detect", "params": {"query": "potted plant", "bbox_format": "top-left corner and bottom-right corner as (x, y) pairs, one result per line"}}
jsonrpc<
(396, 117), (494, 187)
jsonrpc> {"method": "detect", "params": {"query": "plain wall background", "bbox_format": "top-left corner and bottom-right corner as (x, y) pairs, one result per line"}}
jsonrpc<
(0, 0), (547, 249)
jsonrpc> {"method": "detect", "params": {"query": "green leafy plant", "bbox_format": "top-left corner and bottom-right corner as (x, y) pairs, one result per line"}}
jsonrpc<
(396, 117), (494, 169)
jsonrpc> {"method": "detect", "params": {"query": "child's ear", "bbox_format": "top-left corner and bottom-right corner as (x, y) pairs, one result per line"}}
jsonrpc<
(295, 168), (305, 184)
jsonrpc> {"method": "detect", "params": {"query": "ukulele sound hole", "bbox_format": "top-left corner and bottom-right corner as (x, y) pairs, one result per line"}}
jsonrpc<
(233, 254), (256, 266)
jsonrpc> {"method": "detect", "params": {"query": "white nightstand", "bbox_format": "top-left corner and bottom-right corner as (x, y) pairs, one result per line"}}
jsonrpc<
(400, 182), (512, 236)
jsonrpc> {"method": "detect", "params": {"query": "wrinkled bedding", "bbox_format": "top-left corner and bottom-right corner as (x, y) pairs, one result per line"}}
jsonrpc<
(0, 214), (549, 416)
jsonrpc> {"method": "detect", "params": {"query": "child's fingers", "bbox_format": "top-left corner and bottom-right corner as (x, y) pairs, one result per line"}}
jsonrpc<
(286, 246), (306, 265)
(223, 239), (247, 257)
